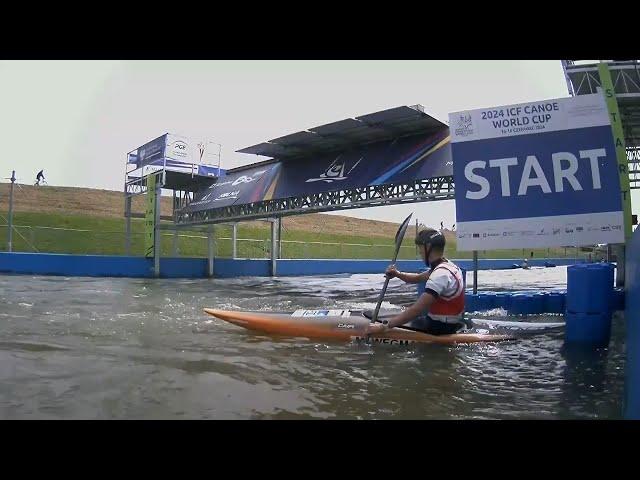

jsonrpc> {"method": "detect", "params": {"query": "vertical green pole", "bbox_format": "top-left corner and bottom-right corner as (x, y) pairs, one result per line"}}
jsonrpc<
(144, 174), (157, 259)
(598, 63), (632, 240)
(153, 177), (161, 278)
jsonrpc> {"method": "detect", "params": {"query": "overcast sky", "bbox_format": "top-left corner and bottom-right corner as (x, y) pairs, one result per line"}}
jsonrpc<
(0, 60), (636, 227)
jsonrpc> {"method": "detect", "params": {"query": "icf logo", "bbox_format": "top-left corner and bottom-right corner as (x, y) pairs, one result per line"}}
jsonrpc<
(454, 113), (474, 137)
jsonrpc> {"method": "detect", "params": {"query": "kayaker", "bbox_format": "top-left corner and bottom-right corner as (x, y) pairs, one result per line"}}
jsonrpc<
(366, 226), (466, 336)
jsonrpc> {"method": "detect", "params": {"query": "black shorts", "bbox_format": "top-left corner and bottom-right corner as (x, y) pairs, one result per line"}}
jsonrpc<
(410, 315), (463, 335)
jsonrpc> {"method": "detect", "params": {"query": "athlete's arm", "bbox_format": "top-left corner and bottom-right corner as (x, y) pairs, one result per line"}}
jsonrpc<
(386, 265), (431, 284)
(385, 292), (435, 328)
(366, 292), (436, 334)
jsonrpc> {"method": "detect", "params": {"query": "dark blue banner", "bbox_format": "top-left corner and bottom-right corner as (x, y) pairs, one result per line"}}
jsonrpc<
(186, 130), (451, 213)
(130, 134), (167, 168)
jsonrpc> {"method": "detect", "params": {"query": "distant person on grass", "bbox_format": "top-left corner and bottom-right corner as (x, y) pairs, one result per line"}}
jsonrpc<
(35, 170), (45, 186)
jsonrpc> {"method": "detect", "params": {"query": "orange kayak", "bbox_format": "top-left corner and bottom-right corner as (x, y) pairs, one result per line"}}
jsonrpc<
(203, 308), (565, 345)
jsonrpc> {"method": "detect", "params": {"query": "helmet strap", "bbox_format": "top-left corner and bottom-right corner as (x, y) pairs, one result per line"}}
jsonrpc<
(423, 243), (432, 268)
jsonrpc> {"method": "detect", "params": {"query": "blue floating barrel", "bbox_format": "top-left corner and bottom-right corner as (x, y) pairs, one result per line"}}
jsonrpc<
(612, 288), (625, 311)
(565, 264), (614, 346)
(566, 264), (614, 314)
(465, 294), (479, 312)
(495, 292), (510, 310)
(529, 292), (546, 315)
(475, 293), (489, 311)
(509, 293), (530, 315)
(479, 292), (497, 310)
(565, 311), (612, 346)
(546, 292), (565, 314)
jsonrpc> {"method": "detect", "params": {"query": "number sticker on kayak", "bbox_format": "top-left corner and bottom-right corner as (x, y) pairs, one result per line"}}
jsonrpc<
(292, 309), (351, 317)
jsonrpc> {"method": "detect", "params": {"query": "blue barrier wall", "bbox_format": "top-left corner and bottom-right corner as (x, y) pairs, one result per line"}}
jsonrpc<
(0, 252), (208, 278)
(0, 252), (154, 277)
(213, 258), (271, 278)
(625, 229), (640, 419)
(0, 252), (587, 279)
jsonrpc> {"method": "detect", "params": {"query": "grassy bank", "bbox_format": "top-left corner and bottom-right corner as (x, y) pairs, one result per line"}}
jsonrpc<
(1, 211), (588, 261)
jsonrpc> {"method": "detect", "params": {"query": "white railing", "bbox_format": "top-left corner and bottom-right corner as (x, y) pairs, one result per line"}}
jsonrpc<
(0, 224), (413, 259)
(1, 224), (591, 260)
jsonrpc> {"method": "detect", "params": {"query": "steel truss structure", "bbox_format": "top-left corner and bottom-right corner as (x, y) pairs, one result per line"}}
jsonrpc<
(177, 177), (454, 225)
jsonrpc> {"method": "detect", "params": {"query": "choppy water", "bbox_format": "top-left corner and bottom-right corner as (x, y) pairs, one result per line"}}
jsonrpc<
(0, 266), (625, 419)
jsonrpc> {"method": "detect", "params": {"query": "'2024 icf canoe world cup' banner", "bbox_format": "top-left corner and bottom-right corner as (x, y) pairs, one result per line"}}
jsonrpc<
(450, 93), (624, 251)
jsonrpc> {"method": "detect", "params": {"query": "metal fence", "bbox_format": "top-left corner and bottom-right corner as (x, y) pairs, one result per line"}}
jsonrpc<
(1, 224), (593, 261)
(0, 224), (418, 259)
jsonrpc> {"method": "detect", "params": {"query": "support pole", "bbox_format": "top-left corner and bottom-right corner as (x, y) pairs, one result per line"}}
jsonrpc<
(277, 216), (282, 259)
(270, 219), (277, 277)
(208, 226), (215, 277)
(415, 218), (418, 258)
(153, 177), (161, 278)
(172, 229), (179, 257)
(7, 170), (15, 252)
(473, 250), (478, 294)
(615, 244), (625, 287)
(599, 63), (632, 288)
(124, 195), (132, 255)
(232, 223), (238, 259)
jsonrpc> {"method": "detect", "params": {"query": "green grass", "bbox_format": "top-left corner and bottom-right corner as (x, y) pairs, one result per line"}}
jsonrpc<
(0, 211), (590, 260)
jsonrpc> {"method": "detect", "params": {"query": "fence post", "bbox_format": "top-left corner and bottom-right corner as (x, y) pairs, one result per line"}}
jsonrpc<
(270, 220), (277, 276)
(7, 170), (15, 252)
(473, 250), (478, 294)
(207, 226), (214, 277)
(172, 229), (179, 257)
(125, 195), (132, 255)
(232, 223), (238, 259)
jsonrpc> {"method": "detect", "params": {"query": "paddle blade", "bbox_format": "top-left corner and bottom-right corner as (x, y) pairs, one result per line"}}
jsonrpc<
(394, 213), (413, 250)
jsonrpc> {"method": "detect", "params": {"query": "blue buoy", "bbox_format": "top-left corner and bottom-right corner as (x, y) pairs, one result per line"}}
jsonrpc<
(546, 292), (565, 314)
(529, 292), (546, 315)
(509, 293), (530, 315)
(565, 312), (612, 346)
(612, 288), (625, 311)
(495, 292), (510, 310)
(478, 292), (497, 310)
(565, 264), (614, 345)
(475, 293), (489, 311)
(566, 264), (614, 314)
(465, 294), (479, 312)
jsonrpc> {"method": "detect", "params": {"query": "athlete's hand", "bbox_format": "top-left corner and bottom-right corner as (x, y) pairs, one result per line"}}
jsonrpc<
(366, 323), (388, 335)
(385, 264), (399, 279)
